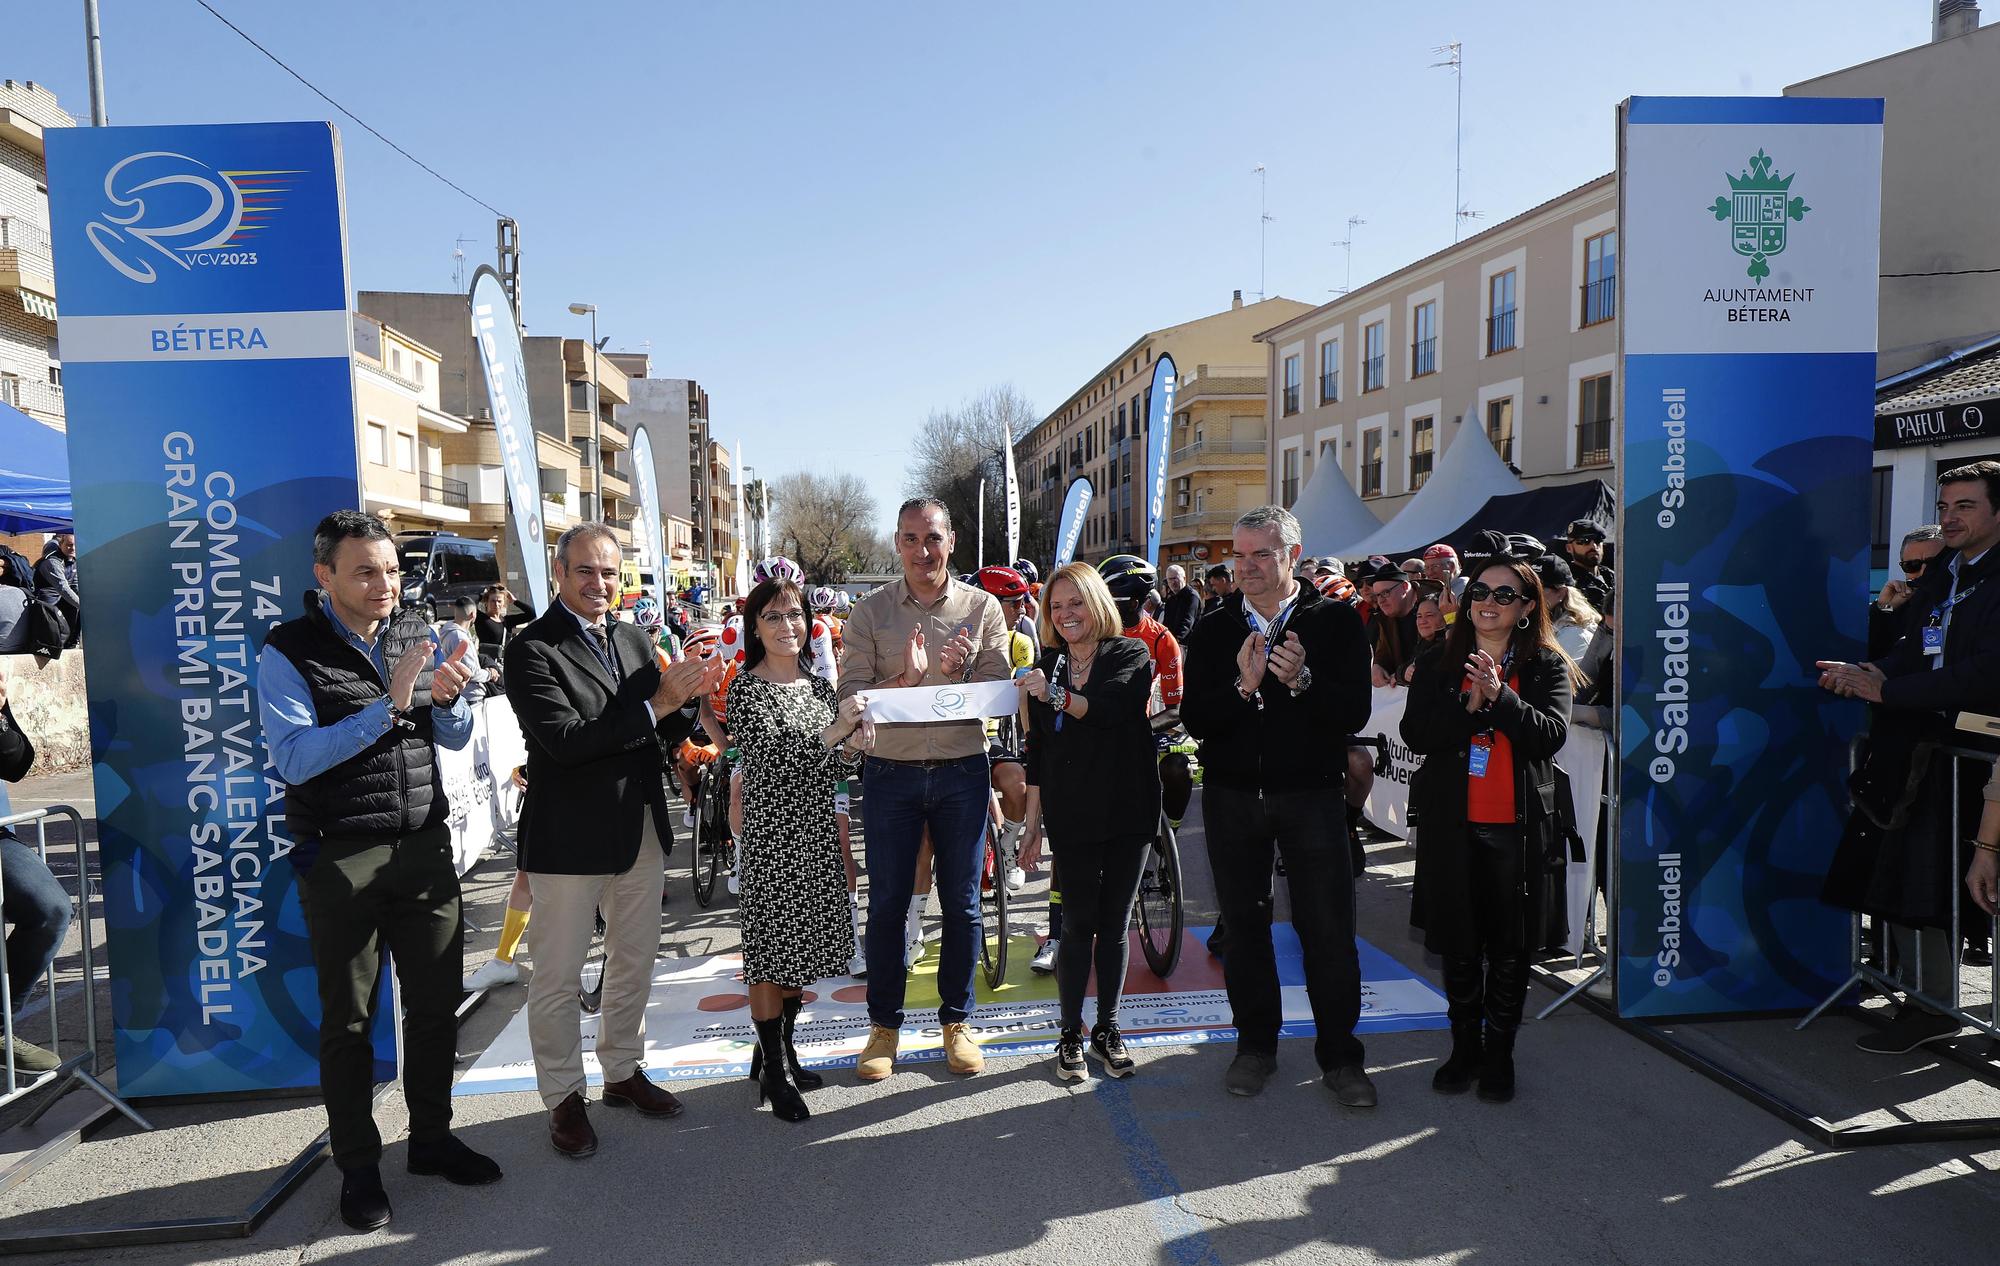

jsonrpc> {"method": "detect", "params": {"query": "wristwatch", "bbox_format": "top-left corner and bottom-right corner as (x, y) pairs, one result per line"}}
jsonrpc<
(1288, 665), (1314, 697)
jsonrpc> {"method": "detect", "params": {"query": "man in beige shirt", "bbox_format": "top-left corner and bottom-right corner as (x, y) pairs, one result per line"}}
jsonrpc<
(839, 497), (1010, 1080)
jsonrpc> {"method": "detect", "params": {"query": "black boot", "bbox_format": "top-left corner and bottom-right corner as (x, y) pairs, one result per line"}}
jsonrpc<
(1434, 956), (1484, 1094)
(1478, 953), (1527, 1103)
(751, 1016), (810, 1122)
(781, 995), (824, 1090)
(338, 1165), (392, 1231)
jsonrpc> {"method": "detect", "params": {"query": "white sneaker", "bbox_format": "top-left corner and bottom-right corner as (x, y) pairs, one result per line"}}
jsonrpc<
(728, 843), (743, 896)
(1005, 866), (1027, 893)
(680, 808), (696, 830)
(847, 952), (868, 979)
(1030, 937), (1059, 975)
(463, 958), (520, 991)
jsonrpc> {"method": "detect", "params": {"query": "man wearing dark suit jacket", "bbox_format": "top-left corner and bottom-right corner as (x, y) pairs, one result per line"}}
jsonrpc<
(1820, 460), (2000, 1053)
(504, 523), (723, 1157)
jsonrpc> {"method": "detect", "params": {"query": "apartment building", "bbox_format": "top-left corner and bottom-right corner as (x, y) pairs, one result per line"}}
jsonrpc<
(357, 290), (583, 568)
(1014, 294), (1312, 567)
(706, 439), (739, 593)
(352, 314), (472, 534)
(564, 338), (635, 550)
(1259, 176), (1618, 526)
(1786, 13), (2000, 558)
(0, 80), (70, 430)
(619, 371), (714, 585)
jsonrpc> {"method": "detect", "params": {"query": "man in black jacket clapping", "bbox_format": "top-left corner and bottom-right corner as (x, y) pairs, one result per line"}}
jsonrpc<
(1183, 505), (1374, 1106)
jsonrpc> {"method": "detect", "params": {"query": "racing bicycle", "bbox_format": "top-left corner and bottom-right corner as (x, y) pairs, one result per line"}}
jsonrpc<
(692, 746), (736, 907)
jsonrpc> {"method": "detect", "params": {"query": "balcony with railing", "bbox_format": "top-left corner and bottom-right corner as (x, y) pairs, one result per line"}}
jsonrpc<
(1410, 337), (1438, 378)
(1319, 371), (1339, 404)
(1486, 308), (1517, 354)
(1362, 355), (1385, 393)
(1169, 436), (1265, 472)
(0, 376), (64, 421)
(1581, 275), (1617, 327)
(1281, 383), (1300, 415)
(420, 473), (470, 509)
(1168, 508), (1239, 533)
(1576, 416), (1613, 467)
(0, 216), (57, 309)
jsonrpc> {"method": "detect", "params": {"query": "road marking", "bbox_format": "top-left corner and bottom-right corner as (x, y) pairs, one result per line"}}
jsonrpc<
(1092, 1077), (1222, 1266)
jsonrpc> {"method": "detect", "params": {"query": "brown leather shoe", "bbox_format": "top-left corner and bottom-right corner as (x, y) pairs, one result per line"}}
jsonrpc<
(549, 1091), (597, 1158)
(601, 1070), (685, 1119)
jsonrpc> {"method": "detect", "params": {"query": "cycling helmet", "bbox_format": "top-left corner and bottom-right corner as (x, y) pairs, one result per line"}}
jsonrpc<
(807, 585), (838, 613)
(957, 572), (977, 586)
(1313, 573), (1358, 604)
(974, 566), (1029, 600)
(833, 591), (852, 615)
(683, 626), (721, 657)
(631, 596), (664, 630)
(1011, 559), (1040, 585)
(1097, 554), (1158, 604)
(752, 556), (805, 586)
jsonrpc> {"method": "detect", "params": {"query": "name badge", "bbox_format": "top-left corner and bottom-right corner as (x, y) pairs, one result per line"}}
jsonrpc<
(1922, 624), (1945, 656)
(1468, 739), (1492, 779)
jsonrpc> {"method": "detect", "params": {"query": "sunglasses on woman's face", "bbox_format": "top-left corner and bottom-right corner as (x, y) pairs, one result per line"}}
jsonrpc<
(1465, 582), (1523, 606)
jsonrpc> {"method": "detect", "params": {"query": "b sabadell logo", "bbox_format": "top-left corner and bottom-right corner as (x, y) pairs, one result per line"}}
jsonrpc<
(1708, 148), (1810, 280)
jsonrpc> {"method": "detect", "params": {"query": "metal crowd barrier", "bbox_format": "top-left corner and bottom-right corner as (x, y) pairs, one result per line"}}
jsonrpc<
(0, 805), (150, 1131)
(1799, 743), (2000, 1042)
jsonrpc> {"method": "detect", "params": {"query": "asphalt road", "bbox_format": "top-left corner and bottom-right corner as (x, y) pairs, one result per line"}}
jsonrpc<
(4, 776), (2000, 1265)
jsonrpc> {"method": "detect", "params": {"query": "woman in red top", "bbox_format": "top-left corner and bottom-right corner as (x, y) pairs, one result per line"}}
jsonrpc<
(1401, 556), (1574, 1103)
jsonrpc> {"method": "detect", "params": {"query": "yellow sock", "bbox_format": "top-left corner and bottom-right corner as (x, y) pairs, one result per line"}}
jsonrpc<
(497, 906), (530, 964)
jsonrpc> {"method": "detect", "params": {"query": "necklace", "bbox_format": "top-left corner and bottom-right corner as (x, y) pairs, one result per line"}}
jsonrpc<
(1068, 641), (1099, 681)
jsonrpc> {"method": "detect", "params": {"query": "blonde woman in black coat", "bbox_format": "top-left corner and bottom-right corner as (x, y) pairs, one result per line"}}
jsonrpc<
(1401, 556), (1573, 1103)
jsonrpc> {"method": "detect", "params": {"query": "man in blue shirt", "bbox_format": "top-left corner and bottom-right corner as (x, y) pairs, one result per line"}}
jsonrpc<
(257, 510), (491, 1233)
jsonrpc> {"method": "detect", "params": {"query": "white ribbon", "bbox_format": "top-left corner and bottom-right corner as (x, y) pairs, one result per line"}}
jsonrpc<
(861, 678), (1020, 724)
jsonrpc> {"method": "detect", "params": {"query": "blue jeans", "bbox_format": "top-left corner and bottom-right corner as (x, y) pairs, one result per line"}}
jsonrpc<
(862, 754), (989, 1027)
(2, 835), (72, 1011)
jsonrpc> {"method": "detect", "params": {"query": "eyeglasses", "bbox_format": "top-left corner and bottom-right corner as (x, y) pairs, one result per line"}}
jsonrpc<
(1899, 556), (1934, 575)
(758, 609), (808, 625)
(1465, 582), (1523, 606)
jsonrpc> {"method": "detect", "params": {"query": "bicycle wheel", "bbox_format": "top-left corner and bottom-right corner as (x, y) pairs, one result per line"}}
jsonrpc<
(692, 764), (725, 907)
(980, 824), (1010, 990)
(1137, 812), (1184, 978)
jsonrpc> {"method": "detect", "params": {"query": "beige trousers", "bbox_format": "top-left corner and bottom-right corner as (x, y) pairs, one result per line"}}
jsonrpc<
(525, 817), (664, 1109)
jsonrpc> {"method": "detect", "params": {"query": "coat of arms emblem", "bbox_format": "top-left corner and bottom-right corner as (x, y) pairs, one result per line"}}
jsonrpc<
(1709, 148), (1810, 280)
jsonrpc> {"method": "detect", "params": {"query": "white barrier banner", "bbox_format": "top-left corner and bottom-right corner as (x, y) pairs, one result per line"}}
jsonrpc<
(1357, 685), (1417, 839)
(862, 679), (1020, 724)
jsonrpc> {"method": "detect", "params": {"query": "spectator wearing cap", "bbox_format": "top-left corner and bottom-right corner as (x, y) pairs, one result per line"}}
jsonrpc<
(1424, 545), (1466, 601)
(1562, 520), (1614, 616)
(1364, 561), (1420, 688)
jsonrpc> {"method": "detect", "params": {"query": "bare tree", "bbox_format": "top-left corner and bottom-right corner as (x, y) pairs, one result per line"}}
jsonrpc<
(905, 384), (1040, 569)
(770, 471), (880, 583)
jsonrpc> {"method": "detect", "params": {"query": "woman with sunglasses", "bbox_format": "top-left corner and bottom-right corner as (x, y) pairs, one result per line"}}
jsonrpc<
(1401, 557), (1575, 1103)
(1869, 524), (1945, 658)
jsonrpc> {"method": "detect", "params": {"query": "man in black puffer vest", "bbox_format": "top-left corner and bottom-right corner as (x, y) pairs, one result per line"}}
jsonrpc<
(1183, 505), (1374, 1106)
(257, 511), (497, 1232)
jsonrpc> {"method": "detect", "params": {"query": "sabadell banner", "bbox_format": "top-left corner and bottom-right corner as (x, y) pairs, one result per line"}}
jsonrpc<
(46, 122), (395, 1096)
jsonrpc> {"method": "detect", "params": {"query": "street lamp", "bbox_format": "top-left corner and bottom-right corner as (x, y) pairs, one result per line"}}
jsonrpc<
(567, 302), (602, 522)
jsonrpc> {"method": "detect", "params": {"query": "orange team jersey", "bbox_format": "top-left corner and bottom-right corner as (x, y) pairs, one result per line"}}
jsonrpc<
(1124, 613), (1184, 713)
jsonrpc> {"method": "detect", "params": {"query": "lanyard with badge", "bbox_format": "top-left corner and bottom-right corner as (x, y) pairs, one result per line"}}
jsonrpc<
(1467, 648), (1516, 778)
(1244, 592), (1300, 712)
(1923, 583), (1978, 657)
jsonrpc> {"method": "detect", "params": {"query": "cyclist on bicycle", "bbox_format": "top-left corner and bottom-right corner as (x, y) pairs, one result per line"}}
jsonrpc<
(1098, 554), (1191, 817)
(632, 595), (681, 663)
(1011, 558), (1042, 640)
(807, 584), (866, 976)
(673, 626), (726, 824)
(975, 566), (1036, 890)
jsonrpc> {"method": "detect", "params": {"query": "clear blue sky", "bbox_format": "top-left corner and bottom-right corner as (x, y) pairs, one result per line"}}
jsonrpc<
(12, 2), (1928, 534)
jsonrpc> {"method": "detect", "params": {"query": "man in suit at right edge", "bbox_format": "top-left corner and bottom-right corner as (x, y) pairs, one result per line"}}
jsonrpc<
(1820, 460), (2000, 1053)
(504, 523), (724, 1157)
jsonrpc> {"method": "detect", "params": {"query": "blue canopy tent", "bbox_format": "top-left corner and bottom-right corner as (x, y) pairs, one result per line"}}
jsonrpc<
(0, 400), (72, 532)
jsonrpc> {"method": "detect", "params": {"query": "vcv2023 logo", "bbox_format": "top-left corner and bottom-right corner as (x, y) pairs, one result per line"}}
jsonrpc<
(83, 151), (299, 284)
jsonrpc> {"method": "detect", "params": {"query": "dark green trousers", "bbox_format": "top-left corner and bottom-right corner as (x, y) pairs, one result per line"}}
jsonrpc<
(297, 825), (462, 1171)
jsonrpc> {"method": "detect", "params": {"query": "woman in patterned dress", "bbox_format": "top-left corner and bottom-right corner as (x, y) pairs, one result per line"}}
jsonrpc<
(727, 578), (872, 1122)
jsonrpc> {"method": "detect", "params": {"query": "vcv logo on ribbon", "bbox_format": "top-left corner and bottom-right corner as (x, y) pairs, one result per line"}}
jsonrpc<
(1708, 148), (1809, 280)
(84, 150), (298, 284)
